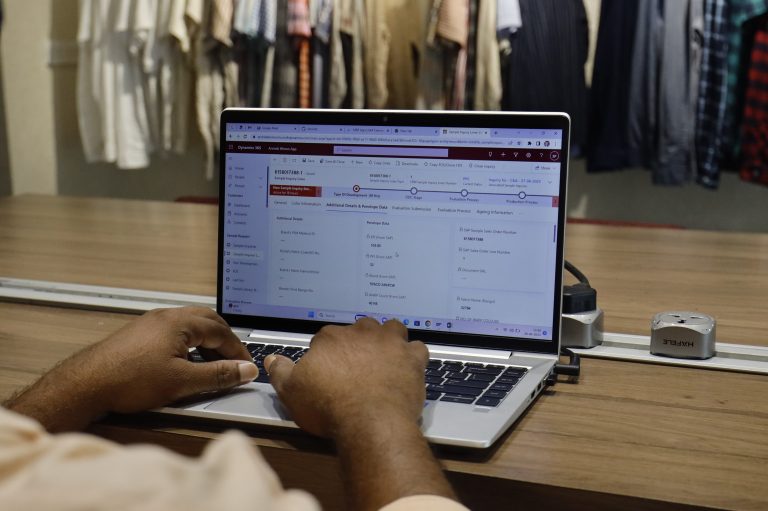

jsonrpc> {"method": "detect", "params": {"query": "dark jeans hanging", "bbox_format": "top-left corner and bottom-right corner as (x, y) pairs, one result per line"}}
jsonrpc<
(501, 0), (589, 150)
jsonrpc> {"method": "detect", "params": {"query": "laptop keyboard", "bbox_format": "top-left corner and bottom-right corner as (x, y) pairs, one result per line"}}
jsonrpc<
(190, 342), (528, 407)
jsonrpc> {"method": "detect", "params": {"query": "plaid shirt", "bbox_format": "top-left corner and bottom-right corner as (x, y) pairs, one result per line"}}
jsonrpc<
(721, 0), (768, 163)
(696, 0), (729, 189)
(739, 28), (768, 186)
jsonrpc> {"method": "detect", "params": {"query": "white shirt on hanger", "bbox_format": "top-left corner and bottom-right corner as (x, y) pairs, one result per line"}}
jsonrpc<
(77, 0), (155, 169)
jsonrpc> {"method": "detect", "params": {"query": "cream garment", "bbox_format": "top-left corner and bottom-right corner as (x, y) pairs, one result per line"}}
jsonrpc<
(143, 0), (192, 155)
(187, 0), (217, 179)
(0, 408), (468, 511)
(363, 0), (390, 108)
(583, 0), (602, 86)
(165, 0), (192, 153)
(328, 0), (366, 108)
(383, 0), (433, 109)
(474, 0), (502, 110)
(212, 0), (239, 108)
(77, 0), (154, 169)
(187, 0), (238, 179)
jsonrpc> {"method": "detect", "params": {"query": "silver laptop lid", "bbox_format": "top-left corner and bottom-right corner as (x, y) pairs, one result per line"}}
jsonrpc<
(218, 109), (570, 356)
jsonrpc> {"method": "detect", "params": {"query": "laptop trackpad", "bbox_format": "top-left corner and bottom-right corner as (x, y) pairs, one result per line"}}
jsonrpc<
(203, 387), (292, 421)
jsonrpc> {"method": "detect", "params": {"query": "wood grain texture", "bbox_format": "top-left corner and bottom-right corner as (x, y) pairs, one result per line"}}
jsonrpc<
(0, 194), (218, 294)
(564, 224), (768, 345)
(2, 195), (768, 509)
(2, 195), (767, 343)
(2, 303), (766, 510)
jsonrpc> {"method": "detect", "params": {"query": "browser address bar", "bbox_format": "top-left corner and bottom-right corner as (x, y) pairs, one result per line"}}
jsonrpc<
(333, 146), (449, 158)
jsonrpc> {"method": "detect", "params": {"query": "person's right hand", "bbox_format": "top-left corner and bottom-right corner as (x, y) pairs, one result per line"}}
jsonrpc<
(264, 318), (429, 438)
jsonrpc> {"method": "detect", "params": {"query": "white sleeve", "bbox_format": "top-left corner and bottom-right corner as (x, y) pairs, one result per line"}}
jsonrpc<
(0, 408), (320, 511)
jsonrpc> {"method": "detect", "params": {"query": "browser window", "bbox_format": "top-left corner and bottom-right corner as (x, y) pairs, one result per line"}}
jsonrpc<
(221, 123), (563, 341)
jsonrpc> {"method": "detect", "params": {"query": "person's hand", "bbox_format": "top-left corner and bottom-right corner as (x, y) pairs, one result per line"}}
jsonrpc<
(5, 306), (258, 432)
(80, 306), (257, 413)
(266, 319), (460, 510)
(264, 318), (429, 438)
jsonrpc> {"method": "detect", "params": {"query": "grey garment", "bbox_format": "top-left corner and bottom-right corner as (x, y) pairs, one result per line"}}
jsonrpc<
(312, 40), (330, 108)
(628, 0), (704, 185)
(627, 0), (662, 169)
(311, 0), (332, 107)
(271, 0), (297, 107)
(656, 0), (704, 185)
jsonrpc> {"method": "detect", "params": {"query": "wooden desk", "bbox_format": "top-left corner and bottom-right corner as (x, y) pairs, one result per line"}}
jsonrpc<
(1, 195), (767, 510)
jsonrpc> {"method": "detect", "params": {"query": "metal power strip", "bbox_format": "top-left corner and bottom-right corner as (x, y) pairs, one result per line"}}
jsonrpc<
(0, 278), (214, 314)
(2, 278), (768, 375)
(570, 333), (768, 376)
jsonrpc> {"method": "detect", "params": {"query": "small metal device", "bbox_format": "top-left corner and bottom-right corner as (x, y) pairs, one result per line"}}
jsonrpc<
(560, 261), (603, 349)
(562, 308), (604, 348)
(650, 311), (716, 360)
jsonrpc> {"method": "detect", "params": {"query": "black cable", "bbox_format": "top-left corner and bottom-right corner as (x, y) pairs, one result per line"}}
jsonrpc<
(547, 346), (582, 386)
(555, 347), (581, 377)
(564, 260), (590, 287)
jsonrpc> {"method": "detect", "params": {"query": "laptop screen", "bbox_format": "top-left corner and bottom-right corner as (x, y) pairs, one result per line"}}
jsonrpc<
(218, 109), (569, 354)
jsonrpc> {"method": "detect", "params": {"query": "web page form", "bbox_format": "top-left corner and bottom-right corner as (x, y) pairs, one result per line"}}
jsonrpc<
(222, 123), (564, 341)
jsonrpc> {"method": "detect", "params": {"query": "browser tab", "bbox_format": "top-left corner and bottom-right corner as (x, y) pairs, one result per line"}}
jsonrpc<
(439, 127), (490, 137)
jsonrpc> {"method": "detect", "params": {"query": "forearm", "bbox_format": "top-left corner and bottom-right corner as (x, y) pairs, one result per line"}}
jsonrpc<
(334, 412), (457, 511)
(4, 357), (109, 433)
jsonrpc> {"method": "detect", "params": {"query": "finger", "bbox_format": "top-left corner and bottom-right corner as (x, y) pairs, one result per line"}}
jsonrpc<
(310, 324), (342, 347)
(408, 340), (430, 368)
(178, 359), (259, 396)
(176, 306), (230, 328)
(354, 317), (381, 330)
(264, 354), (295, 395)
(381, 319), (408, 340)
(182, 316), (251, 361)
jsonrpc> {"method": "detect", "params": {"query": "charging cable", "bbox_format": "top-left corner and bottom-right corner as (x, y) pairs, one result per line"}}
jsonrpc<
(547, 347), (581, 385)
(548, 260), (588, 384)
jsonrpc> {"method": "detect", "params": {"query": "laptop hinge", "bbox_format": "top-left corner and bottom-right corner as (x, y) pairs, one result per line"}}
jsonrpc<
(426, 345), (513, 361)
(248, 329), (313, 344)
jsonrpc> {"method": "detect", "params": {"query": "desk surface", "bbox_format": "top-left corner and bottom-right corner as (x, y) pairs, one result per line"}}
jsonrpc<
(1, 195), (767, 510)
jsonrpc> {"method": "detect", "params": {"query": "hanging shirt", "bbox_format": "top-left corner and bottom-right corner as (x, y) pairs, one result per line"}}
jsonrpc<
(473, 0), (502, 111)
(653, 0), (704, 185)
(234, 0), (277, 42)
(582, 0), (601, 86)
(739, 24), (768, 186)
(384, 0), (433, 109)
(364, 0), (390, 108)
(328, 0), (366, 109)
(187, 0), (224, 179)
(287, 0), (312, 109)
(496, 0), (522, 36)
(585, 0), (639, 171)
(695, 0), (729, 189)
(310, 0), (333, 108)
(77, 0), (155, 170)
(145, 0), (192, 155)
(503, 0), (588, 148)
(721, 0), (768, 165)
(416, 0), (451, 110)
(272, 0), (298, 107)
(233, 0), (277, 108)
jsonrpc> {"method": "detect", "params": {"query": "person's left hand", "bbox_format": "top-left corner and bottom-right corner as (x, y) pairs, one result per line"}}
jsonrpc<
(5, 307), (257, 432)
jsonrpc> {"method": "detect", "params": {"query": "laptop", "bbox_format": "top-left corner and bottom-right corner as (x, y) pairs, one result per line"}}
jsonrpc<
(159, 108), (570, 449)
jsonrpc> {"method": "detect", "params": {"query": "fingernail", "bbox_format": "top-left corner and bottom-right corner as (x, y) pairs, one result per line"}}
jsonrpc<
(238, 362), (258, 383)
(264, 354), (277, 374)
